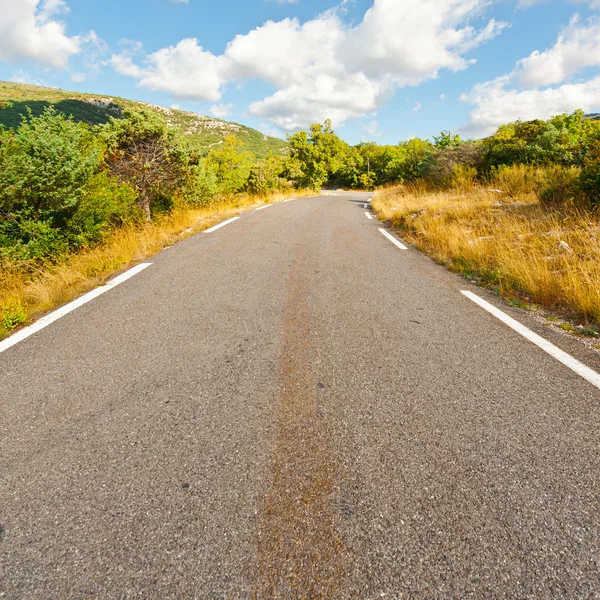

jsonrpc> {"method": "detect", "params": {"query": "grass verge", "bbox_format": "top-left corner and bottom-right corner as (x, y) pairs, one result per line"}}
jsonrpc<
(0, 189), (308, 341)
(372, 185), (600, 331)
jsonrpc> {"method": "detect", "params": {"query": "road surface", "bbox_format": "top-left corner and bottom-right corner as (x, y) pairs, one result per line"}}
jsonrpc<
(1, 192), (599, 599)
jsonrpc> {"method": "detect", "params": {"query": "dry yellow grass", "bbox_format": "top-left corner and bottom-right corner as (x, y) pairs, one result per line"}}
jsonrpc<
(0, 189), (307, 339)
(372, 185), (600, 326)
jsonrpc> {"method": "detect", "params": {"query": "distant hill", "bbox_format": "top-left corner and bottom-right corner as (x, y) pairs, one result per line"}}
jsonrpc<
(0, 81), (288, 159)
(586, 113), (600, 121)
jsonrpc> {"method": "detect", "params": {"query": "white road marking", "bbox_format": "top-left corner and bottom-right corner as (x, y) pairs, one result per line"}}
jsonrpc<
(365, 212), (373, 220)
(461, 290), (600, 391)
(255, 205), (271, 211)
(0, 263), (152, 355)
(363, 204), (368, 209)
(379, 228), (408, 250)
(282, 198), (296, 203)
(204, 216), (240, 233)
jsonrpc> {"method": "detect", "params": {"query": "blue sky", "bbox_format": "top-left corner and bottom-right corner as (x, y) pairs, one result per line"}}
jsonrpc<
(1, 0), (599, 144)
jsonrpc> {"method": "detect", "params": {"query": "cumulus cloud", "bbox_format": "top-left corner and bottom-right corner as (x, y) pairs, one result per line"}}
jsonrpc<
(461, 75), (600, 136)
(0, 0), (81, 68)
(111, 38), (225, 101)
(461, 16), (600, 136)
(515, 16), (600, 87)
(111, 0), (506, 130)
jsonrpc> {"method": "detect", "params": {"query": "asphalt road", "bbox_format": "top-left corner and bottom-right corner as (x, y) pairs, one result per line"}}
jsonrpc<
(1, 192), (599, 599)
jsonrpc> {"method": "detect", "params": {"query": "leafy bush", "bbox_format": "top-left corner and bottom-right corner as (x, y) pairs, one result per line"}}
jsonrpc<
(491, 164), (539, 197)
(422, 141), (483, 188)
(0, 107), (102, 223)
(205, 135), (252, 194)
(537, 166), (581, 207)
(99, 109), (186, 220)
(179, 162), (220, 207)
(246, 154), (286, 195)
(1, 301), (27, 331)
(68, 172), (141, 245)
(578, 139), (600, 208)
(0, 108), (105, 263)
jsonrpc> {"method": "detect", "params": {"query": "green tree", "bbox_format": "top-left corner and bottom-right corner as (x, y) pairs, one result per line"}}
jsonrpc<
(0, 107), (101, 223)
(100, 109), (186, 220)
(0, 107), (105, 262)
(287, 120), (349, 190)
(246, 153), (286, 195)
(205, 135), (252, 195)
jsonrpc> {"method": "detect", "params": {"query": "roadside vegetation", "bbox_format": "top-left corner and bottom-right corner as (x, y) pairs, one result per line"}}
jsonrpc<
(369, 112), (600, 333)
(0, 104), (302, 339)
(1, 85), (599, 340)
(280, 111), (600, 333)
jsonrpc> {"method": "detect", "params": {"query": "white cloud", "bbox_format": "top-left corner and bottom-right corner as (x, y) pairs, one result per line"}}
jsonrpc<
(209, 103), (234, 118)
(413, 101), (422, 112)
(111, 0), (506, 130)
(111, 38), (225, 101)
(461, 15), (600, 136)
(515, 16), (600, 87)
(461, 75), (600, 136)
(0, 0), (81, 68)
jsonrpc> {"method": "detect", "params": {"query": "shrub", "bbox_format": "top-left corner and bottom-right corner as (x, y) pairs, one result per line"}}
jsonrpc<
(99, 109), (186, 220)
(537, 166), (581, 207)
(1, 301), (27, 331)
(423, 141), (483, 188)
(68, 172), (141, 245)
(245, 154), (285, 195)
(0, 107), (102, 224)
(578, 139), (600, 208)
(179, 162), (220, 207)
(205, 135), (252, 194)
(491, 164), (539, 197)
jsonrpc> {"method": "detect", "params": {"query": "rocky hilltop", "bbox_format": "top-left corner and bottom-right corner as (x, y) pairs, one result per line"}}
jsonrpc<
(0, 81), (287, 159)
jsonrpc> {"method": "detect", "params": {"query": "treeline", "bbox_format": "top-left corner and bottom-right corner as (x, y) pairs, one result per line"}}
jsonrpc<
(2, 106), (600, 270)
(288, 113), (600, 207)
(0, 107), (293, 268)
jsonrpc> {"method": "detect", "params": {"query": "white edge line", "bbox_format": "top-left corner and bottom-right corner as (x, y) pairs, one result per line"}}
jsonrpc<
(0, 263), (152, 355)
(204, 216), (240, 233)
(379, 228), (408, 250)
(282, 198), (295, 203)
(365, 212), (373, 220)
(461, 290), (600, 391)
(255, 205), (271, 211)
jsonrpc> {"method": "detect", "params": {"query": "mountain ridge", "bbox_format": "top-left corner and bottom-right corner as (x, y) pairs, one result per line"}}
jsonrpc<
(0, 81), (288, 159)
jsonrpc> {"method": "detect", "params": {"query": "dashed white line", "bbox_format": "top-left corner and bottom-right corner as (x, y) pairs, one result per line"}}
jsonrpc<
(204, 216), (240, 233)
(255, 205), (271, 211)
(379, 228), (408, 250)
(365, 212), (373, 220)
(461, 290), (600, 391)
(0, 263), (152, 355)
